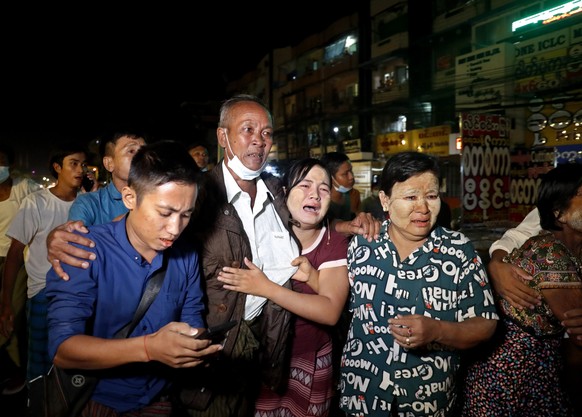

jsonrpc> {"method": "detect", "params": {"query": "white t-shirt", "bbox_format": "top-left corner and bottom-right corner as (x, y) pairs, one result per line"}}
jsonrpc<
(0, 177), (41, 256)
(489, 208), (541, 256)
(7, 188), (74, 298)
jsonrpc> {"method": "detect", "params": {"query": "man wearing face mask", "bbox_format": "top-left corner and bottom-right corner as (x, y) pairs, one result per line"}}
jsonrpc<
(320, 151), (361, 221)
(175, 96), (381, 417)
(171, 94), (303, 416)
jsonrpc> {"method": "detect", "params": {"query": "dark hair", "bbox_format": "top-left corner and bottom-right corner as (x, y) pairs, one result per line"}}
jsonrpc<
(0, 143), (15, 166)
(187, 142), (208, 152)
(320, 152), (350, 179)
(537, 163), (582, 231)
(379, 151), (441, 196)
(48, 142), (88, 179)
(218, 94), (272, 129)
(283, 158), (331, 195)
(99, 129), (147, 158)
(128, 140), (200, 203)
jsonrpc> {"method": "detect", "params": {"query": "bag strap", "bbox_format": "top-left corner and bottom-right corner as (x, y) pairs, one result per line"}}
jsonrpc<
(115, 255), (168, 339)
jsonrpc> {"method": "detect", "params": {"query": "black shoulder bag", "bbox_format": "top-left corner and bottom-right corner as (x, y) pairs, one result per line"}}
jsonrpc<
(29, 262), (167, 417)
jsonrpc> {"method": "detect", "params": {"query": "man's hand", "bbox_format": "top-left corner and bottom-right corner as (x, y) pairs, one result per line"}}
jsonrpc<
(46, 221), (95, 281)
(564, 308), (582, 346)
(145, 322), (223, 368)
(487, 249), (540, 310)
(334, 212), (381, 242)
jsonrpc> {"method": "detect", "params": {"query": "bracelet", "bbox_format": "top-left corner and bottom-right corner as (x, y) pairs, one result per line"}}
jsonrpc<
(143, 335), (151, 362)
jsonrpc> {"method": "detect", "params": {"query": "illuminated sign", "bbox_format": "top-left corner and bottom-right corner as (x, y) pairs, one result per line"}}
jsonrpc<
(376, 132), (411, 155)
(512, 0), (582, 32)
(410, 125), (451, 156)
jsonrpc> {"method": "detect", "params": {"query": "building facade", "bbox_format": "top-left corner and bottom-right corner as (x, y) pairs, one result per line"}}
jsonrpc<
(226, 0), (582, 229)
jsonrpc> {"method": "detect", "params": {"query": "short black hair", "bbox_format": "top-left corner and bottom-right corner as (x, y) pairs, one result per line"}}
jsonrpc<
(48, 142), (88, 179)
(320, 152), (350, 179)
(99, 128), (148, 158)
(379, 151), (441, 196)
(187, 142), (209, 152)
(129, 140), (201, 204)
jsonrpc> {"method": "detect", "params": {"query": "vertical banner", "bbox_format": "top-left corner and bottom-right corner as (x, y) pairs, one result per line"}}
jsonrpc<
(508, 148), (550, 223)
(461, 113), (511, 224)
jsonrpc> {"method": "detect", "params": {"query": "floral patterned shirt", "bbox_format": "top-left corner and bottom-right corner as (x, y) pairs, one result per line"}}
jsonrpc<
(501, 230), (582, 337)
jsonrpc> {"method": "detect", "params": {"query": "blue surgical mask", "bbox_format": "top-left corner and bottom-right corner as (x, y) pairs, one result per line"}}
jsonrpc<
(333, 178), (352, 193)
(0, 166), (9, 183)
(224, 130), (266, 180)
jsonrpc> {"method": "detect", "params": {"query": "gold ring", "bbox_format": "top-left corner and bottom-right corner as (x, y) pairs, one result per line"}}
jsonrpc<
(406, 337), (410, 346)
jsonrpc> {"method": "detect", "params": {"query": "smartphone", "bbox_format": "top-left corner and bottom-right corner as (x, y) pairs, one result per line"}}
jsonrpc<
(195, 319), (238, 344)
(81, 175), (94, 192)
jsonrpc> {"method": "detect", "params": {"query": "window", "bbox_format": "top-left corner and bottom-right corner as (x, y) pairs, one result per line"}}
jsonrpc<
(323, 33), (358, 64)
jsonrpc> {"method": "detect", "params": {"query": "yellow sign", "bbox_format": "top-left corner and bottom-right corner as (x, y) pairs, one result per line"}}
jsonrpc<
(410, 125), (452, 156)
(376, 132), (411, 155)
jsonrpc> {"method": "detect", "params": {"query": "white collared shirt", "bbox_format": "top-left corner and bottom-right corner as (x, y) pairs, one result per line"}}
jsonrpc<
(222, 162), (299, 319)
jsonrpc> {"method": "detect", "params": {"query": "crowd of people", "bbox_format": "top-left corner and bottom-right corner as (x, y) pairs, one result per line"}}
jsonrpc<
(0, 144), (41, 395)
(0, 93), (581, 417)
(2, 143), (89, 388)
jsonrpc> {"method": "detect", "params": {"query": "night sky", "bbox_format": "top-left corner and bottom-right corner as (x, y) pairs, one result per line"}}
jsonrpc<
(1, 4), (358, 178)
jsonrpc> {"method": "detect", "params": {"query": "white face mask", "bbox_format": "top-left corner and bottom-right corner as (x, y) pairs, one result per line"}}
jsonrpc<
(333, 178), (352, 193)
(224, 130), (266, 180)
(0, 166), (9, 183)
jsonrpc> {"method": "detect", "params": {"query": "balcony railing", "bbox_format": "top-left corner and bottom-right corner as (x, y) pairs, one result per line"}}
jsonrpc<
(372, 84), (410, 104)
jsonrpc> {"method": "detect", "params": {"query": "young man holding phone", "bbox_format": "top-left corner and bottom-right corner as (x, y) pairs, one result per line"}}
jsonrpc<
(45, 141), (222, 416)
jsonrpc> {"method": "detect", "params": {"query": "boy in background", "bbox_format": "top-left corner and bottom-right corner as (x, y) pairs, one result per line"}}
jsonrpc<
(68, 130), (146, 226)
(0, 142), (88, 387)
